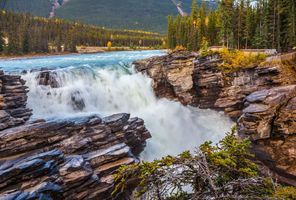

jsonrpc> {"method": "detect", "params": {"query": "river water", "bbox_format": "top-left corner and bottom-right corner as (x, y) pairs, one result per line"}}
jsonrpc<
(0, 50), (233, 160)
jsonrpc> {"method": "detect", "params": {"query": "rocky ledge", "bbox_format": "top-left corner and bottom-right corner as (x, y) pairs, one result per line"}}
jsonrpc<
(0, 70), (32, 130)
(0, 71), (151, 199)
(134, 50), (296, 186)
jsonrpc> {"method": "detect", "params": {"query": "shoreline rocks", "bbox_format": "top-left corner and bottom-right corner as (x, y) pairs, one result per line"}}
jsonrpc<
(134, 50), (296, 186)
(0, 114), (151, 199)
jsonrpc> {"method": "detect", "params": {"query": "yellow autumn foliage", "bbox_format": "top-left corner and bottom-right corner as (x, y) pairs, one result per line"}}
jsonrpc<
(107, 41), (112, 50)
(218, 48), (267, 73)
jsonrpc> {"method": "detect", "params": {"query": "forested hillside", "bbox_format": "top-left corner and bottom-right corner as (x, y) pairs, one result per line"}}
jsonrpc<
(0, 10), (163, 55)
(168, 0), (296, 52)
(1, 0), (216, 33)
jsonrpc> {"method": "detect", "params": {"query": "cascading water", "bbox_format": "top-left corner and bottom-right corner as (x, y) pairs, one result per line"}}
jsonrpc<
(0, 50), (233, 161)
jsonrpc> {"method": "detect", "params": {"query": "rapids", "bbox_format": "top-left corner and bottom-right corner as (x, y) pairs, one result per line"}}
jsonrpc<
(0, 50), (233, 161)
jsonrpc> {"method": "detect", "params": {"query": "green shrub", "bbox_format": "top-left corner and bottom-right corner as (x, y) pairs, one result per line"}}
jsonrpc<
(113, 128), (277, 199)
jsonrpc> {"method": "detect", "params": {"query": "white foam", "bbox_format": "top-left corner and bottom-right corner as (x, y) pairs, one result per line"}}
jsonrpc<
(22, 64), (233, 161)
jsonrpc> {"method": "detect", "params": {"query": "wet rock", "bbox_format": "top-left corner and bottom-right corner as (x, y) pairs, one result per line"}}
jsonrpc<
(103, 113), (130, 132)
(36, 70), (60, 88)
(70, 90), (85, 111)
(0, 114), (151, 199)
(0, 71), (32, 131)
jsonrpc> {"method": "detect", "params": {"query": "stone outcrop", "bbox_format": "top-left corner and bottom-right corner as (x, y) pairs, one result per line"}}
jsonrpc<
(134, 51), (196, 105)
(0, 114), (151, 199)
(134, 51), (296, 120)
(239, 86), (296, 186)
(0, 70), (32, 131)
(134, 50), (296, 186)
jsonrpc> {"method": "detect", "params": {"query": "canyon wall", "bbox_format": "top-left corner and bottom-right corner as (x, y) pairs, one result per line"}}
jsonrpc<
(134, 51), (296, 186)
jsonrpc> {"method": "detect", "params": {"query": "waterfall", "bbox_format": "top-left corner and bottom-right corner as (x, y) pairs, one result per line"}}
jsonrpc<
(1, 51), (233, 161)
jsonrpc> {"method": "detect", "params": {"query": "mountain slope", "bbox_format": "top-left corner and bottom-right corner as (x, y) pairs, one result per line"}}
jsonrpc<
(55, 0), (192, 33)
(1, 0), (216, 33)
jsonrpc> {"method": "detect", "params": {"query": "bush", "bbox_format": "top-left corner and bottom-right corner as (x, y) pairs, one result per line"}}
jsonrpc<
(273, 186), (296, 200)
(218, 48), (267, 73)
(113, 128), (277, 199)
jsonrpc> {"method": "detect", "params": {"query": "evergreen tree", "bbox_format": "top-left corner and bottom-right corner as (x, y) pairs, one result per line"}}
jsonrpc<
(219, 0), (235, 47)
(191, 0), (199, 21)
(199, 0), (207, 45)
(7, 28), (20, 54)
(287, 0), (296, 48)
(0, 10), (163, 55)
(207, 11), (218, 46)
(22, 29), (30, 54)
(244, 0), (253, 48)
(0, 31), (4, 53)
(168, 15), (176, 49)
(166, 0), (294, 52)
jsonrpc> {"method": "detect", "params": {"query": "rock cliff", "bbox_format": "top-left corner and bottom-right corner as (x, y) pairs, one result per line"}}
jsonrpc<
(0, 71), (151, 199)
(0, 70), (32, 131)
(134, 50), (296, 186)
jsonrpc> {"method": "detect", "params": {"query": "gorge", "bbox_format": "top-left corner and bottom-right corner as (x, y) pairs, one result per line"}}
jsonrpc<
(0, 50), (233, 199)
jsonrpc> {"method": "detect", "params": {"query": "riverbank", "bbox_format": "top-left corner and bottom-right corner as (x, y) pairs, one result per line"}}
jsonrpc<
(0, 47), (164, 60)
(0, 52), (79, 60)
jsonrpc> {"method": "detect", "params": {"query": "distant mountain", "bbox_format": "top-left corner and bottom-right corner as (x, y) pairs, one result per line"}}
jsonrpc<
(1, 0), (216, 33)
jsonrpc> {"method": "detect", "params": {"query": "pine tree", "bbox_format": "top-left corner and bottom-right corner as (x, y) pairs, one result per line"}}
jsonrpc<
(268, 0), (278, 49)
(191, 0), (199, 21)
(22, 29), (30, 54)
(235, 0), (245, 49)
(0, 31), (4, 53)
(199, 0), (207, 45)
(288, 0), (296, 48)
(207, 11), (218, 46)
(175, 15), (182, 46)
(167, 15), (176, 49)
(7, 28), (20, 54)
(219, 0), (235, 47)
(244, 0), (252, 48)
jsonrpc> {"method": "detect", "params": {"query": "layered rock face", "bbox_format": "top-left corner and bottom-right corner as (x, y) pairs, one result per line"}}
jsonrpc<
(0, 70), (32, 131)
(240, 86), (296, 186)
(134, 50), (296, 186)
(0, 71), (151, 199)
(0, 114), (151, 199)
(134, 51), (196, 105)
